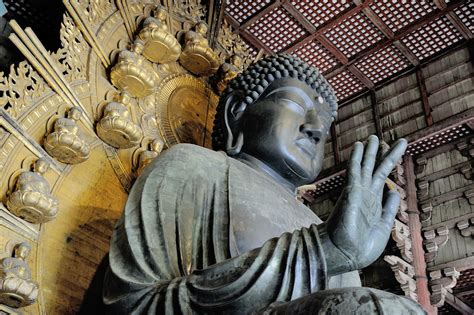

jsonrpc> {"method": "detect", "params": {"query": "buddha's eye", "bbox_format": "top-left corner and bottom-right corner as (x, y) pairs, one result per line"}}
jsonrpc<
(280, 98), (306, 114)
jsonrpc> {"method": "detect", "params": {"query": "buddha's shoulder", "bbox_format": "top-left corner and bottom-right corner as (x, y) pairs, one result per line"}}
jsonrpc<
(152, 143), (228, 171)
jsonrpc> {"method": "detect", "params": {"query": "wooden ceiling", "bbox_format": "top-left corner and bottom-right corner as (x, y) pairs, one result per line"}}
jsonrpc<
(224, 0), (473, 103)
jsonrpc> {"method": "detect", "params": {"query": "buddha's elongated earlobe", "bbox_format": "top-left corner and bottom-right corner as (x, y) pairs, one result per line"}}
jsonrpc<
(226, 131), (243, 156)
(223, 92), (246, 156)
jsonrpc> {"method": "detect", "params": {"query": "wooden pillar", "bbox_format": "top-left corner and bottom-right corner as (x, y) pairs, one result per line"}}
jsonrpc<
(404, 155), (437, 314)
(330, 124), (340, 165)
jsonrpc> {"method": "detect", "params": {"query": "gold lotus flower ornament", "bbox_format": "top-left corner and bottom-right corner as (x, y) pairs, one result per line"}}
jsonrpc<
(179, 22), (220, 76)
(138, 5), (181, 64)
(6, 158), (59, 224)
(96, 93), (143, 149)
(44, 107), (90, 164)
(0, 242), (39, 308)
(110, 39), (157, 98)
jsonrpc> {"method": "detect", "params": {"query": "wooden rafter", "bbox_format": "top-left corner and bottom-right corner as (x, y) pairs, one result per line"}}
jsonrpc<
(224, 13), (273, 54)
(353, 0), (420, 66)
(416, 68), (434, 127)
(434, 0), (473, 39)
(369, 90), (383, 140)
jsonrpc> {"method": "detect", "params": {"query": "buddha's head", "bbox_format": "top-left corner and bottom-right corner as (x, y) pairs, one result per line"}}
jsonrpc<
(68, 107), (82, 121)
(150, 138), (164, 153)
(115, 92), (131, 105)
(230, 55), (243, 69)
(154, 6), (167, 21)
(212, 54), (338, 188)
(33, 158), (49, 174)
(131, 40), (145, 54)
(14, 242), (31, 260)
(195, 22), (208, 36)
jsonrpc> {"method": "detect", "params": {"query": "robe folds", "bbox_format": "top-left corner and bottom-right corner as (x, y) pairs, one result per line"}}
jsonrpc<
(103, 144), (332, 314)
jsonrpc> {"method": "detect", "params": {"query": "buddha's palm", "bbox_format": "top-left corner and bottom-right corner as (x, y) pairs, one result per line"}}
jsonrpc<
(326, 135), (407, 270)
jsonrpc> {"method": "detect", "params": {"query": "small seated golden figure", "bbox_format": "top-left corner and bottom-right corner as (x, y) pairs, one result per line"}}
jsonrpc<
(138, 6), (181, 64)
(214, 55), (243, 95)
(179, 22), (220, 76)
(110, 39), (157, 98)
(96, 93), (143, 149)
(44, 107), (90, 164)
(6, 158), (59, 224)
(136, 138), (164, 176)
(0, 242), (39, 308)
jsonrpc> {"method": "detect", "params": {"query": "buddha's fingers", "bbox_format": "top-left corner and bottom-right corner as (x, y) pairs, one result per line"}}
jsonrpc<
(361, 135), (378, 186)
(347, 142), (363, 186)
(371, 139), (407, 191)
(380, 190), (400, 233)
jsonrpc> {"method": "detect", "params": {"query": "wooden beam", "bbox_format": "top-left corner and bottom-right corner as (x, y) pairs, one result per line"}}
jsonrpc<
(428, 256), (474, 272)
(405, 107), (474, 145)
(404, 156), (435, 314)
(370, 90), (383, 140)
(419, 182), (474, 205)
(417, 160), (472, 183)
(285, 0), (375, 54)
(281, 1), (316, 33)
(417, 134), (473, 160)
(330, 124), (340, 165)
(326, 0), (467, 79)
(456, 288), (474, 298)
(355, 0), (420, 66)
(208, 0), (226, 48)
(434, 0), (473, 39)
(348, 64), (373, 88)
(238, 0), (282, 31)
(445, 291), (474, 315)
(416, 67), (434, 127)
(423, 212), (474, 231)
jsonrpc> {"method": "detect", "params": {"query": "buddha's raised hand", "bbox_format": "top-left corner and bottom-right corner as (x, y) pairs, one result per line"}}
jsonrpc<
(320, 135), (407, 275)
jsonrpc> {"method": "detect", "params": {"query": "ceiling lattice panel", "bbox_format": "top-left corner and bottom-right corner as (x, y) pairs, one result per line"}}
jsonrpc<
(328, 70), (365, 101)
(354, 45), (411, 83)
(293, 40), (340, 73)
(325, 12), (385, 58)
(225, 0), (272, 24)
(401, 16), (464, 60)
(247, 6), (307, 52)
(289, 0), (353, 29)
(370, 0), (437, 32)
(455, 2), (474, 33)
(225, 1), (470, 102)
(406, 125), (472, 155)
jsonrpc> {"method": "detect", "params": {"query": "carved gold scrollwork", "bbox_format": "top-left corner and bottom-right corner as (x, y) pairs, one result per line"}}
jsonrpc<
(0, 242), (38, 308)
(138, 6), (181, 64)
(6, 158), (59, 224)
(96, 93), (143, 149)
(110, 40), (157, 98)
(44, 107), (91, 164)
(179, 22), (220, 76)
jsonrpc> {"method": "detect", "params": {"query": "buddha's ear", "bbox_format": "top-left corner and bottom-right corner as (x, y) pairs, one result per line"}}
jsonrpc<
(223, 91), (246, 155)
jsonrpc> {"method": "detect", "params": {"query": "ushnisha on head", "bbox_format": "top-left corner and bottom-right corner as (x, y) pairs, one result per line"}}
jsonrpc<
(212, 54), (338, 189)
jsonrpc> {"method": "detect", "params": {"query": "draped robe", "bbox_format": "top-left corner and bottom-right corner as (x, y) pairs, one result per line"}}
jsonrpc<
(103, 144), (359, 314)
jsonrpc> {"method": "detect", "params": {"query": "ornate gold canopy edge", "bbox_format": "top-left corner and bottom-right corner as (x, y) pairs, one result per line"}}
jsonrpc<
(0, 0), (256, 313)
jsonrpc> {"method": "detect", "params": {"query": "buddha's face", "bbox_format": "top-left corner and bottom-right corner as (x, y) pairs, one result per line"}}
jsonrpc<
(155, 8), (166, 20)
(69, 108), (82, 121)
(237, 78), (333, 186)
(14, 244), (30, 259)
(195, 23), (207, 35)
(34, 159), (49, 174)
(231, 55), (243, 68)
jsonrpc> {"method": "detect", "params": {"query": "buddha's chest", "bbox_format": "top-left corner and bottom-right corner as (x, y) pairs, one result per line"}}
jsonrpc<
(228, 161), (322, 255)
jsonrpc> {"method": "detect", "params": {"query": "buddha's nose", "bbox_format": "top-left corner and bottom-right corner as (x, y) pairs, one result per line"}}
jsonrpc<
(300, 124), (323, 143)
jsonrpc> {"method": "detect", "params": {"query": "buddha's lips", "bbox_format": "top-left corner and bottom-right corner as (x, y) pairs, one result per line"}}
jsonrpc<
(296, 138), (317, 157)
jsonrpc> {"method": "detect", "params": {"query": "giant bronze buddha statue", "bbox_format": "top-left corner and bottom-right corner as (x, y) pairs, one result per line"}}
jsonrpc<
(103, 54), (424, 314)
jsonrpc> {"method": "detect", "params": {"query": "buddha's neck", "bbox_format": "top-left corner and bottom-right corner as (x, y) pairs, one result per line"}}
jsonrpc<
(236, 153), (297, 194)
